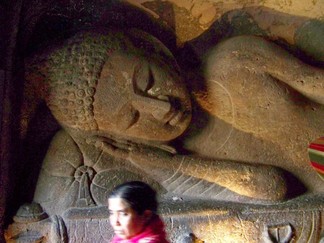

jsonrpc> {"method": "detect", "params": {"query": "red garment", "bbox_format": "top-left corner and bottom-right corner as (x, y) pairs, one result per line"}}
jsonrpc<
(111, 215), (169, 243)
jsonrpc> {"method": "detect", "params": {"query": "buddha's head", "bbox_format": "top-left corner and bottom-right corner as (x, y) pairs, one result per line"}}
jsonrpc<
(28, 29), (191, 142)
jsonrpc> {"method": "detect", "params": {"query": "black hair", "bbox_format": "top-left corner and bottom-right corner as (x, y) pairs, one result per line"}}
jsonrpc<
(108, 181), (158, 215)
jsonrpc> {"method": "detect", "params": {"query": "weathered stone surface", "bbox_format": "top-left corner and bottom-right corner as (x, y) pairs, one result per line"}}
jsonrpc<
(5, 203), (67, 242)
(187, 35), (324, 192)
(2, 1), (324, 242)
(8, 195), (323, 242)
(24, 29), (292, 216)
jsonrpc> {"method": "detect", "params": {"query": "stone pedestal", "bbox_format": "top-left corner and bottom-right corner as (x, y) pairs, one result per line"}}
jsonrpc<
(6, 195), (323, 242)
(2, 2), (324, 243)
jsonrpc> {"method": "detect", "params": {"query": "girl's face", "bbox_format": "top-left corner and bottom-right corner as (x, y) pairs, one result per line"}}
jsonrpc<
(108, 197), (147, 240)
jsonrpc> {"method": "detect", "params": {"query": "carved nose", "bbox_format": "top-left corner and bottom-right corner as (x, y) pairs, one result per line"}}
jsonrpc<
(132, 94), (172, 120)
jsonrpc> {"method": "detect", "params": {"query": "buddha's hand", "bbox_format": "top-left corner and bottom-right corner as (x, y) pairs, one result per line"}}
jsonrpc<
(86, 136), (134, 160)
(86, 136), (173, 162)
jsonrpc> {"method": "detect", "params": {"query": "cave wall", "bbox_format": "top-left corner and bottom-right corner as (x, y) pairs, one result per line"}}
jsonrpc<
(1, 0), (324, 242)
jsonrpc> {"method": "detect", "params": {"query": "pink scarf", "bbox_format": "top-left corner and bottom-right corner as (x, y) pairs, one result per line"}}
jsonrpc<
(111, 215), (169, 243)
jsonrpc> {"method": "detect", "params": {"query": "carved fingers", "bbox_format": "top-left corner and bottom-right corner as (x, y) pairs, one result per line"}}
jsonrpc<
(86, 136), (133, 160)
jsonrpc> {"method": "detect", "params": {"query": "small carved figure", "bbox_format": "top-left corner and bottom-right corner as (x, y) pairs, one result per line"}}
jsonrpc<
(5, 203), (67, 242)
(266, 224), (294, 243)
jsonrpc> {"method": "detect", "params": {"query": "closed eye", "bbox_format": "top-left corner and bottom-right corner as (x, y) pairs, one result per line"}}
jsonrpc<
(132, 63), (154, 94)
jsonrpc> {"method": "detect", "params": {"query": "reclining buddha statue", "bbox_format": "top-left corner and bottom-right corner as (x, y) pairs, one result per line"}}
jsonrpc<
(25, 25), (324, 216)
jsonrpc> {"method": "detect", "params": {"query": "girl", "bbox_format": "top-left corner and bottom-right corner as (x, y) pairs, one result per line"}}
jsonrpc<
(108, 181), (169, 243)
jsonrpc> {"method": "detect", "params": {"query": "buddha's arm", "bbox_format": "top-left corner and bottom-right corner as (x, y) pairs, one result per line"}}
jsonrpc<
(93, 137), (287, 201)
(239, 7), (324, 63)
(204, 35), (324, 105)
(192, 6), (324, 63)
(126, 145), (287, 201)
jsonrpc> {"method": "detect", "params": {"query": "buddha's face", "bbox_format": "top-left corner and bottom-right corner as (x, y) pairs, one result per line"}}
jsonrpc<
(93, 52), (192, 142)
